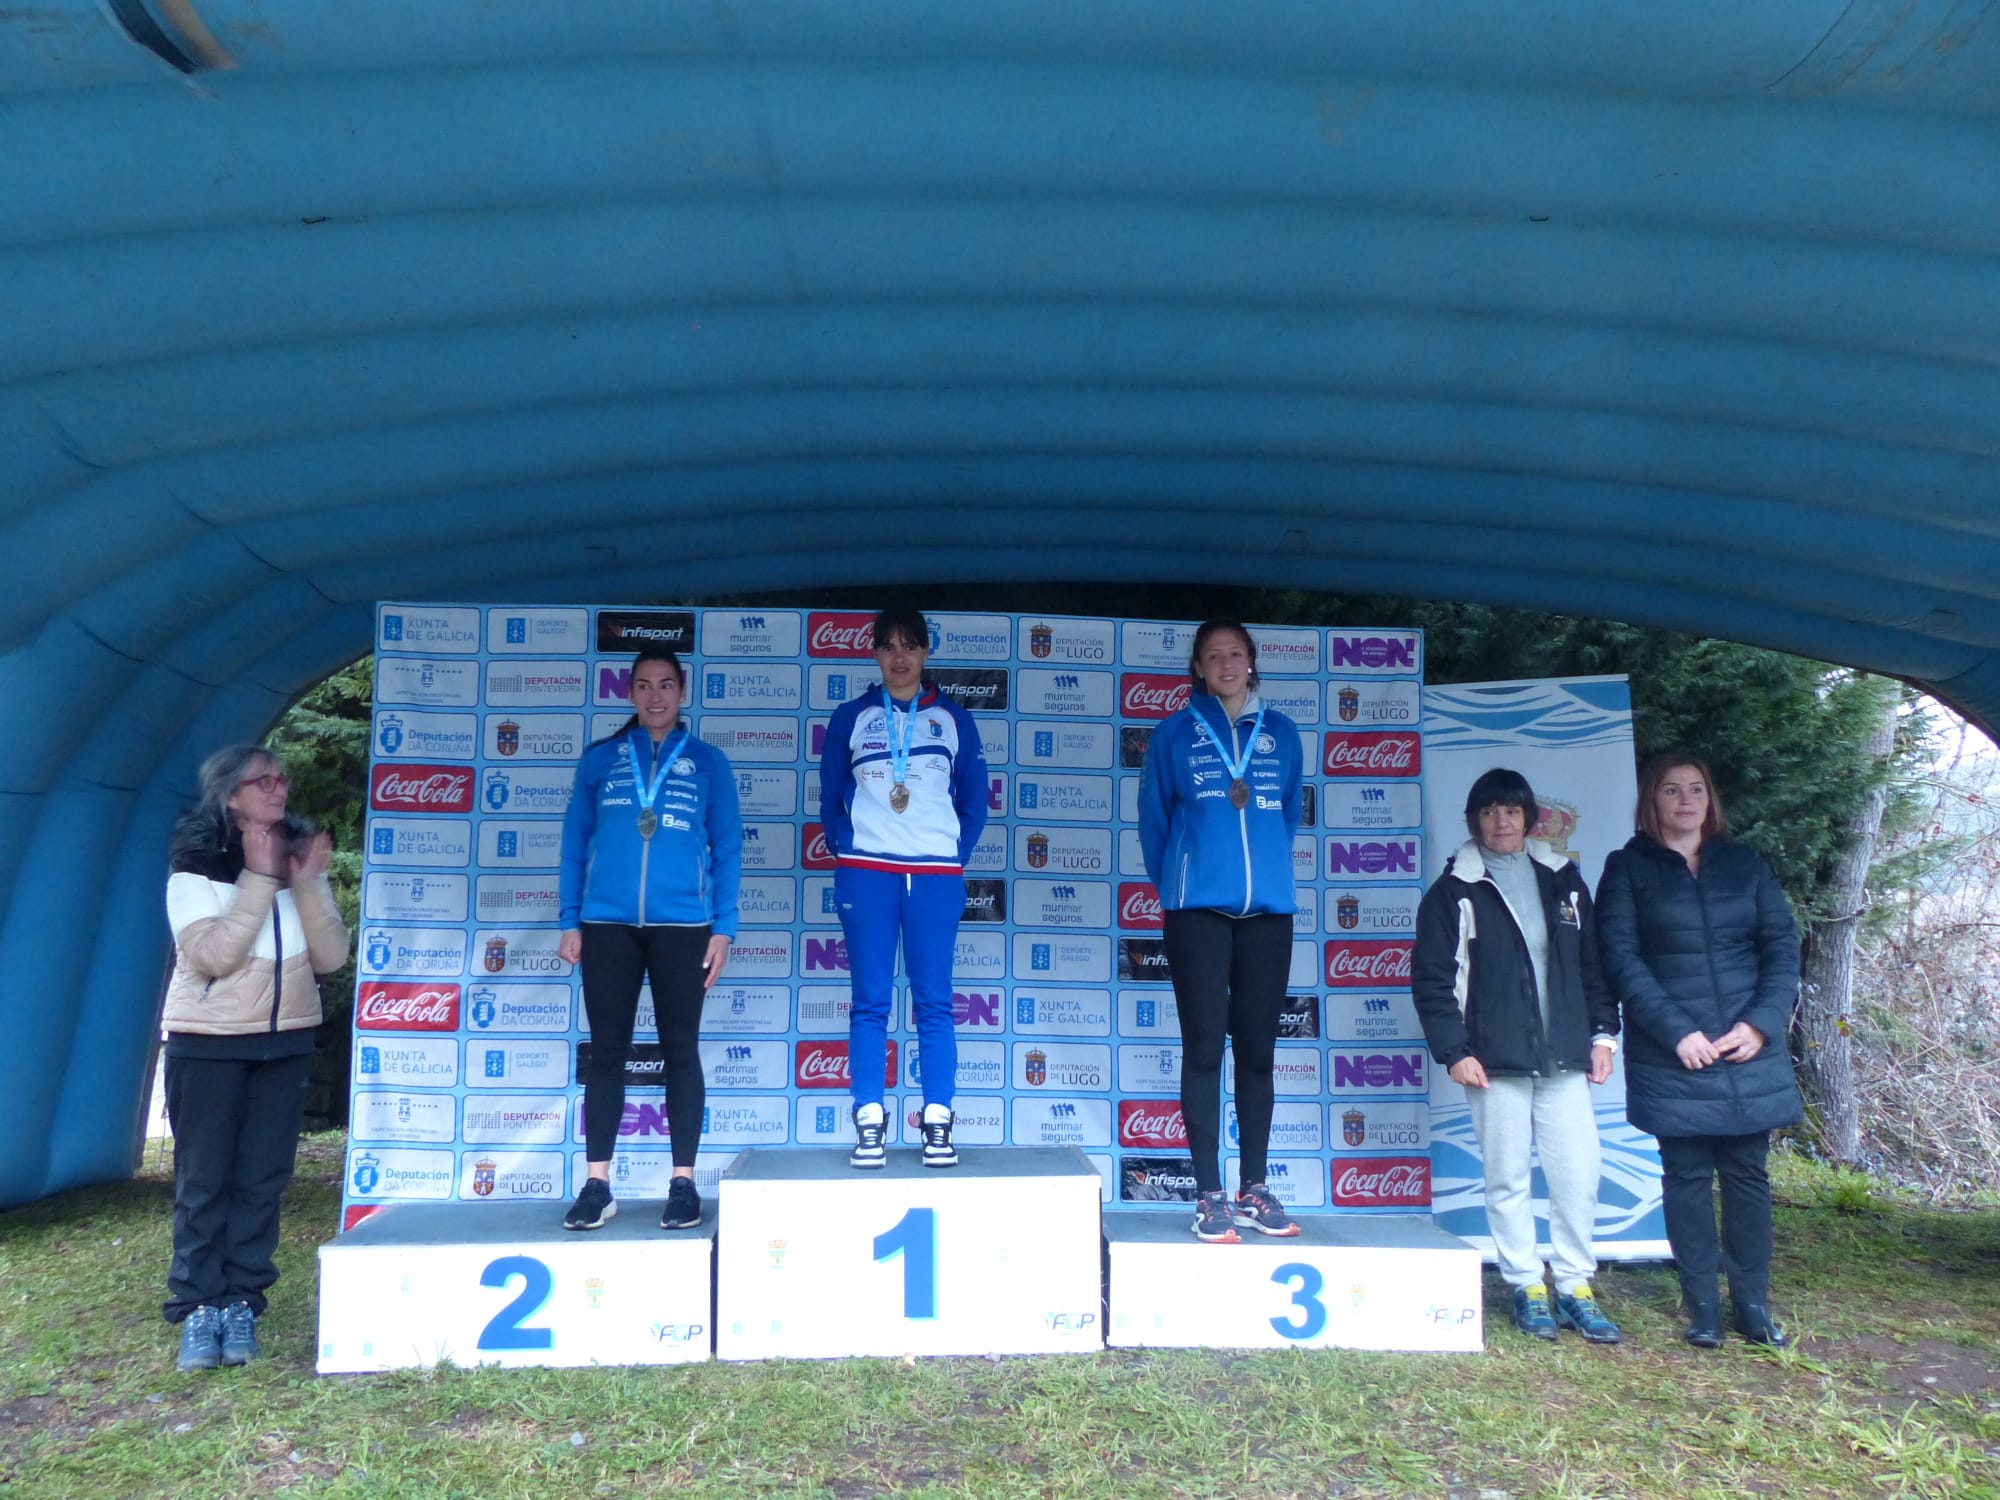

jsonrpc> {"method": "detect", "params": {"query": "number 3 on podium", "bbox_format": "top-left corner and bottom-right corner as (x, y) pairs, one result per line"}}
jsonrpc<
(1269, 1262), (1328, 1341)
(872, 1207), (938, 1320)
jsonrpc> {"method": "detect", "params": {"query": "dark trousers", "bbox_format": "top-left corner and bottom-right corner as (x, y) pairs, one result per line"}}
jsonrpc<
(1162, 909), (1294, 1194)
(581, 922), (710, 1166)
(1656, 1131), (1776, 1304)
(163, 1051), (311, 1322)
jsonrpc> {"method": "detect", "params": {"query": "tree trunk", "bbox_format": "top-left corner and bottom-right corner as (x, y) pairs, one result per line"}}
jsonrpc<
(1797, 685), (1898, 1162)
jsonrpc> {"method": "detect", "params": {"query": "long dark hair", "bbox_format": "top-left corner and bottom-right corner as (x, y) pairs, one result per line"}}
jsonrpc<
(167, 743), (313, 868)
(610, 648), (688, 738)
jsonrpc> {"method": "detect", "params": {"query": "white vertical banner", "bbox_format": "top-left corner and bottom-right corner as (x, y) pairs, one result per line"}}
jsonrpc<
(1420, 677), (1669, 1259)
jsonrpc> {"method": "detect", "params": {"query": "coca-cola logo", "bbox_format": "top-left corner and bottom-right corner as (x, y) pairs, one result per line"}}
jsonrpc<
(1323, 732), (1421, 778)
(1118, 883), (1164, 929)
(1117, 1099), (1187, 1148)
(1120, 674), (1192, 719)
(794, 1040), (896, 1089)
(355, 982), (462, 1032)
(802, 823), (834, 870)
(808, 612), (877, 657)
(369, 764), (475, 812)
(1324, 940), (1415, 988)
(1331, 1158), (1431, 1207)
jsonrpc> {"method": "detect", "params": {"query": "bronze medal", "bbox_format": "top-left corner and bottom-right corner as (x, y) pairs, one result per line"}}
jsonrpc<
(1229, 779), (1250, 810)
(889, 782), (911, 814)
(637, 809), (658, 840)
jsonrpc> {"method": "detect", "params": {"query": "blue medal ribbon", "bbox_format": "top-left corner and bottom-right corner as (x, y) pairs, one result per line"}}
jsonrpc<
(1199, 698), (1266, 792)
(624, 726), (690, 834)
(884, 695), (919, 789)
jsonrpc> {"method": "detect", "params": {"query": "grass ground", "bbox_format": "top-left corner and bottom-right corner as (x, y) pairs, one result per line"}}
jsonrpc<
(3, 1138), (1998, 1499)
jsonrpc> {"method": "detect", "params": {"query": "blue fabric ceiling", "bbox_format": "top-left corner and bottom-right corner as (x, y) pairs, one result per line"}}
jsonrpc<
(2, 0), (1997, 1205)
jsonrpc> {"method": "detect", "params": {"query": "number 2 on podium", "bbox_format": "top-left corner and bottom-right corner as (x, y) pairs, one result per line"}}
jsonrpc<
(872, 1207), (938, 1320)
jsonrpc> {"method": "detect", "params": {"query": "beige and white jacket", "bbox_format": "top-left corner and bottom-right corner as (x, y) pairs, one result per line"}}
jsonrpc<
(163, 867), (349, 1036)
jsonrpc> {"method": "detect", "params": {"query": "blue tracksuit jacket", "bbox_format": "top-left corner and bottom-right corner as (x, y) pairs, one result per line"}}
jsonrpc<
(559, 725), (743, 935)
(1137, 693), (1303, 917)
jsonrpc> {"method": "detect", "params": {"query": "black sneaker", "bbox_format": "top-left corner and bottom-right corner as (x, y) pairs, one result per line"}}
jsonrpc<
(1192, 1189), (1241, 1244)
(1232, 1182), (1302, 1237)
(660, 1176), (702, 1230)
(218, 1301), (261, 1366)
(563, 1177), (616, 1230)
(920, 1107), (958, 1168)
(850, 1106), (887, 1169)
(176, 1305), (223, 1372)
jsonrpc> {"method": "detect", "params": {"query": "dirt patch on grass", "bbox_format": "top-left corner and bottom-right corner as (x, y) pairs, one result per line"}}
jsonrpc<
(1812, 1332), (2000, 1401)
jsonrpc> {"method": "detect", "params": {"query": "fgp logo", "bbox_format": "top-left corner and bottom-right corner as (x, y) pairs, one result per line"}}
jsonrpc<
(1045, 1311), (1098, 1332)
(652, 1322), (707, 1343)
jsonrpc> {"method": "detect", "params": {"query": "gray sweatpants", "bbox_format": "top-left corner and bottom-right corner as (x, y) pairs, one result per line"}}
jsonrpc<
(1464, 1071), (1601, 1292)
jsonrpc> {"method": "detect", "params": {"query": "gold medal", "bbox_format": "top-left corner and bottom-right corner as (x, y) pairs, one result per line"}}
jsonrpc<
(889, 782), (910, 813)
(637, 809), (658, 839)
(1229, 779), (1249, 810)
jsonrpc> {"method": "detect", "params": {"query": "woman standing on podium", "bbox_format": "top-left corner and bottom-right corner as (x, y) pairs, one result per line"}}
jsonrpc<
(558, 646), (743, 1232)
(1137, 619), (1306, 1243)
(819, 605), (990, 1169)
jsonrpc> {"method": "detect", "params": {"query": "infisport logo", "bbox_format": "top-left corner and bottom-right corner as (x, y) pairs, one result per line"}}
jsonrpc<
(369, 764), (475, 813)
(1119, 674), (1191, 719)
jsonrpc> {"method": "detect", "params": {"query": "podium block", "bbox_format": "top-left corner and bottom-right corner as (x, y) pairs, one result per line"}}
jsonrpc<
(1105, 1212), (1483, 1352)
(318, 1199), (716, 1372)
(716, 1146), (1102, 1360)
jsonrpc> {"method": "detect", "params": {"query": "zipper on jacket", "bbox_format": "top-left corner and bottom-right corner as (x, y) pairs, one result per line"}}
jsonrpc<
(1689, 861), (1746, 1103)
(1177, 852), (1190, 907)
(268, 903), (283, 1032)
(1228, 711), (1254, 917)
(1481, 867), (1548, 1074)
(636, 836), (651, 927)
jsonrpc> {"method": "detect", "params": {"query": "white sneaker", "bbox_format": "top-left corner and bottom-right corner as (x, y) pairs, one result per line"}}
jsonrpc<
(850, 1104), (887, 1169)
(920, 1103), (957, 1168)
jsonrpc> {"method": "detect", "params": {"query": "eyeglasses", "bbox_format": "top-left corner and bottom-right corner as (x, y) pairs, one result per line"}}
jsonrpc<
(240, 771), (289, 794)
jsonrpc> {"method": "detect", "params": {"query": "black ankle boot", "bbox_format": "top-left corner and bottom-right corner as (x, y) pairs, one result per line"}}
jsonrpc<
(1683, 1299), (1723, 1348)
(1732, 1302), (1787, 1347)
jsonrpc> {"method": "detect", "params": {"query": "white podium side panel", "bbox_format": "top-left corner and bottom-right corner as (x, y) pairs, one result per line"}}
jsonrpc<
(1105, 1212), (1483, 1353)
(318, 1202), (714, 1372)
(717, 1147), (1102, 1360)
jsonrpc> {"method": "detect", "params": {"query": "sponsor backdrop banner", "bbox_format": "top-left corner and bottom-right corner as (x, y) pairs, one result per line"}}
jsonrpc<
(345, 606), (1429, 1225)
(1420, 676), (1670, 1259)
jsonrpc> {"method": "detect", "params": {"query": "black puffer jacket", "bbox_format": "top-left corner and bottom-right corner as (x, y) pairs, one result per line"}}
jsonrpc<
(1412, 839), (1617, 1077)
(1594, 833), (1803, 1139)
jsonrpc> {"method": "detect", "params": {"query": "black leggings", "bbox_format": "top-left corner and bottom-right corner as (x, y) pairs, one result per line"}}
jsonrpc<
(580, 923), (710, 1167)
(1162, 909), (1294, 1194)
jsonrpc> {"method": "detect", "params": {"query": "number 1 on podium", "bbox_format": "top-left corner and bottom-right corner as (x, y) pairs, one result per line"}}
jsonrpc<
(872, 1207), (938, 1320)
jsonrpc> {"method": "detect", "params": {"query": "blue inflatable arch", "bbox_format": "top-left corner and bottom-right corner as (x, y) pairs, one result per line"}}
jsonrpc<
(3, 0), (1998, 1205)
